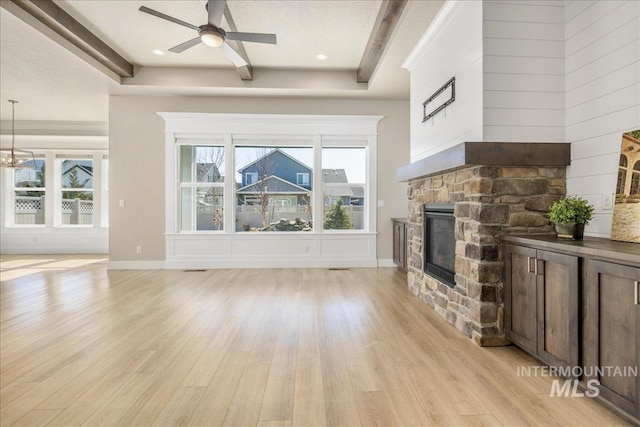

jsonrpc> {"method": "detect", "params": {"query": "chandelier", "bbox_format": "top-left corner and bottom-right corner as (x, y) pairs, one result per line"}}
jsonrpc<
(0, 100), (35, 169)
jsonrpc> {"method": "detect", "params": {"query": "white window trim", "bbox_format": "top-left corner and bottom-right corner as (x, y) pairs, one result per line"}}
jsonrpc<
(177, 145), (226, 232)
(245, 172), (258, 185)
(159, 113), (382, 268)
(0, 133), (108, 254)
(2, 150), (108, 229)
(296, 172), (310, 186)
(57, 155), (98, 227)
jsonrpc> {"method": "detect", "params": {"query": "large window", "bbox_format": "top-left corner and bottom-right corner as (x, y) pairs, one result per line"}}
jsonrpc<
(322, 147), (366, 230)
(5, 152), (108, 228)
(14, 158), (45, 225)
(165, 114), (379, 240)
(163, 113), (380, 267)
(235, 147), (312, 231)
(60, 158), (93, 225)
(179, 145), (225, 231)
(172, 142), (372, 233)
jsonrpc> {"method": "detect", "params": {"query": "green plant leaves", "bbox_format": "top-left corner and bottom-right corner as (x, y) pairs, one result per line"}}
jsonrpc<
(548, 196), (595, 225)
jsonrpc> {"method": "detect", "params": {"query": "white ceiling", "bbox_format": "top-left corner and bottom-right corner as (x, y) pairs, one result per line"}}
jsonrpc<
(0, 8), (113, 122)
(66, 0), (382, 70)
(0, 0), (444, 123)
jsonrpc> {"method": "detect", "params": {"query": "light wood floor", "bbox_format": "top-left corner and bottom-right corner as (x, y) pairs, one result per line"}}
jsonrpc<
(0, 255), (629, 426)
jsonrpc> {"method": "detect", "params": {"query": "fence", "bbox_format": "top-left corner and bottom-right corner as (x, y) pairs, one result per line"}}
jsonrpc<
(234, 204), (364, 231)
(14, 196), (45, 225)
(14, 196), (93, 225)
(61, 199), (93, 225)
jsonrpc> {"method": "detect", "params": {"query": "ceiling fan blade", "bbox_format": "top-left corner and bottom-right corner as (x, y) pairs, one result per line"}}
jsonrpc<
(225, 32), (277, 44)
(139, 6), (199, 31)
(221, 43), (248, 67)
(169, 37), (202, 53)
(207, 0), (225, 27)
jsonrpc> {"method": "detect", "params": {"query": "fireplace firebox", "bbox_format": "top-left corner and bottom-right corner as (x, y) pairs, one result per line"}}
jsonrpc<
(423, 204), (456, 288)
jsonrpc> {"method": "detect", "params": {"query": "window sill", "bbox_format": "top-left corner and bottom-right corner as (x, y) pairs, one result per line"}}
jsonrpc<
(167, 231), (376, 237)
(5, 225), (106, 229)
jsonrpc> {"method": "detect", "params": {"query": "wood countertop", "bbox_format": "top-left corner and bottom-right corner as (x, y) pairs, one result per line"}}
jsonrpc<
(502, 234), (640, 267)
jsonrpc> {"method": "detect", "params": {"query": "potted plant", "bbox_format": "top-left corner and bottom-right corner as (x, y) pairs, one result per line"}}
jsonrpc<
(547, 196), (595, 240)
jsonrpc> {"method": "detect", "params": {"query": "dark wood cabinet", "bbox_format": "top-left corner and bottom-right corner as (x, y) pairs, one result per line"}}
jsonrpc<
(503, 235), (640, 423)
(504, 245), (538, 354)
(392, 218), (407, 271)
(583, 259), (640, 419)
(504, 244), (579, 369)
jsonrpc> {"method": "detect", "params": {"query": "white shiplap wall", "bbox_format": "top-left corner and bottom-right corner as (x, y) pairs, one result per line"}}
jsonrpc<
(403, 0), (638, 237)
(405, 1), (483, 162)
(565, 0), (640, 237)
(483, 1), (566, 142)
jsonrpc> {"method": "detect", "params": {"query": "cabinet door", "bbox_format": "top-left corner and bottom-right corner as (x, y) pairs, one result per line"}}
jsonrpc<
(399, 223), (406, 270)
(393, 222), (402, 267)
(535, 250), (579, 370)
(392, 221), (407, 270)
(504, 245), (538, 355)
(584, 260), (640, 419)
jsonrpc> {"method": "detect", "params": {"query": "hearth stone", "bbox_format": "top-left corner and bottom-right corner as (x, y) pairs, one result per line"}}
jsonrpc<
(406, 165), (565, 346)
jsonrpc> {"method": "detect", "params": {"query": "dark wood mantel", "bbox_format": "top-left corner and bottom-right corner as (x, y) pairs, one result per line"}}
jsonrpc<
(397, 142), (571, 182)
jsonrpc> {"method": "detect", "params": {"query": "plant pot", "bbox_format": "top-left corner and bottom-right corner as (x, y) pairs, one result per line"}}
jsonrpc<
(554, 222), (585, 240)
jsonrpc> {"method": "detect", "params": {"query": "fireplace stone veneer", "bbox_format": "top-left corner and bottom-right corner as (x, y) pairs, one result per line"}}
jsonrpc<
(406, 165), (567, 346)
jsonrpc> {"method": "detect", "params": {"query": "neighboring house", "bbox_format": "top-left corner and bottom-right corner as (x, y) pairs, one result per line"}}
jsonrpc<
(236, 149), (312, 206)
(14, 159), (45, 188)
(61, 160), (93, 188)
(322, 168), (364, 206)
(236, 149), (363, 206)
(236, 175), (311, 206)
(196, 163), (222, 183)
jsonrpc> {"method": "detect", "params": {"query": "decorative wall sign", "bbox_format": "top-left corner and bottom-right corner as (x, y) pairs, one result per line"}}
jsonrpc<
(422, 76), (455, 123)
(611, 129), (640, 243)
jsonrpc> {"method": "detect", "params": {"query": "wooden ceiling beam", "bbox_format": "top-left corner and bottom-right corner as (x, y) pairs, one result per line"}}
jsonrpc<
(224, 4), (253, 81)
(6, 0), (133, 79)
(357, 0), (407, 83)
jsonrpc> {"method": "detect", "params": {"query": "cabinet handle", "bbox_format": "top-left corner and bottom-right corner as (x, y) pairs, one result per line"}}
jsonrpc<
(527, 257), (533, 273)
(534, 259), (539, 276)
(635, 281), (639, 305)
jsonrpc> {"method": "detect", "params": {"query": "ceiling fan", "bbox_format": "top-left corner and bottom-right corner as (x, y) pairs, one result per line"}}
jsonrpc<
(138, 0), (276, 67)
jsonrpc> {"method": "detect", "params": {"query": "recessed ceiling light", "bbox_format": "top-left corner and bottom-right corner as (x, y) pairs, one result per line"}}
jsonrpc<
(152, 49), (166, 56)
(316, 54), (328, 60)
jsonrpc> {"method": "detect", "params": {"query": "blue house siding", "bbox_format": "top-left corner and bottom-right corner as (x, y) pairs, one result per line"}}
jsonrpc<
(239, 150), (312, 190)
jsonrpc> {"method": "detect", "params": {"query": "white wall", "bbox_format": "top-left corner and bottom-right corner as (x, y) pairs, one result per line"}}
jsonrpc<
(565, 0), (640, 237)
(483, 0), (565, 142)
(404, 0), (483, 162)
(108, 96), (410, 264)
(404, 0), (640, 239)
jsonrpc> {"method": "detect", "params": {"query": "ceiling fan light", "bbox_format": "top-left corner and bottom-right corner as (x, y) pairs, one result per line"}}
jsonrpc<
(200, 29), (224, 47)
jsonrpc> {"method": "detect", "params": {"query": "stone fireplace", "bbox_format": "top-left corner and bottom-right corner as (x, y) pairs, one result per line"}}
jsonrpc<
(398, 142), (571, 346)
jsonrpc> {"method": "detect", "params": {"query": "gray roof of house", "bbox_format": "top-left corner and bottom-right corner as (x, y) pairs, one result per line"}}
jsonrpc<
(322, 169), (348, 183)
(237, 148), (311, 173)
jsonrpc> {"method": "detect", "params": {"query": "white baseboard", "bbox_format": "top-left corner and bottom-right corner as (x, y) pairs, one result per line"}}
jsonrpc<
(108, 258), (381, 270)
